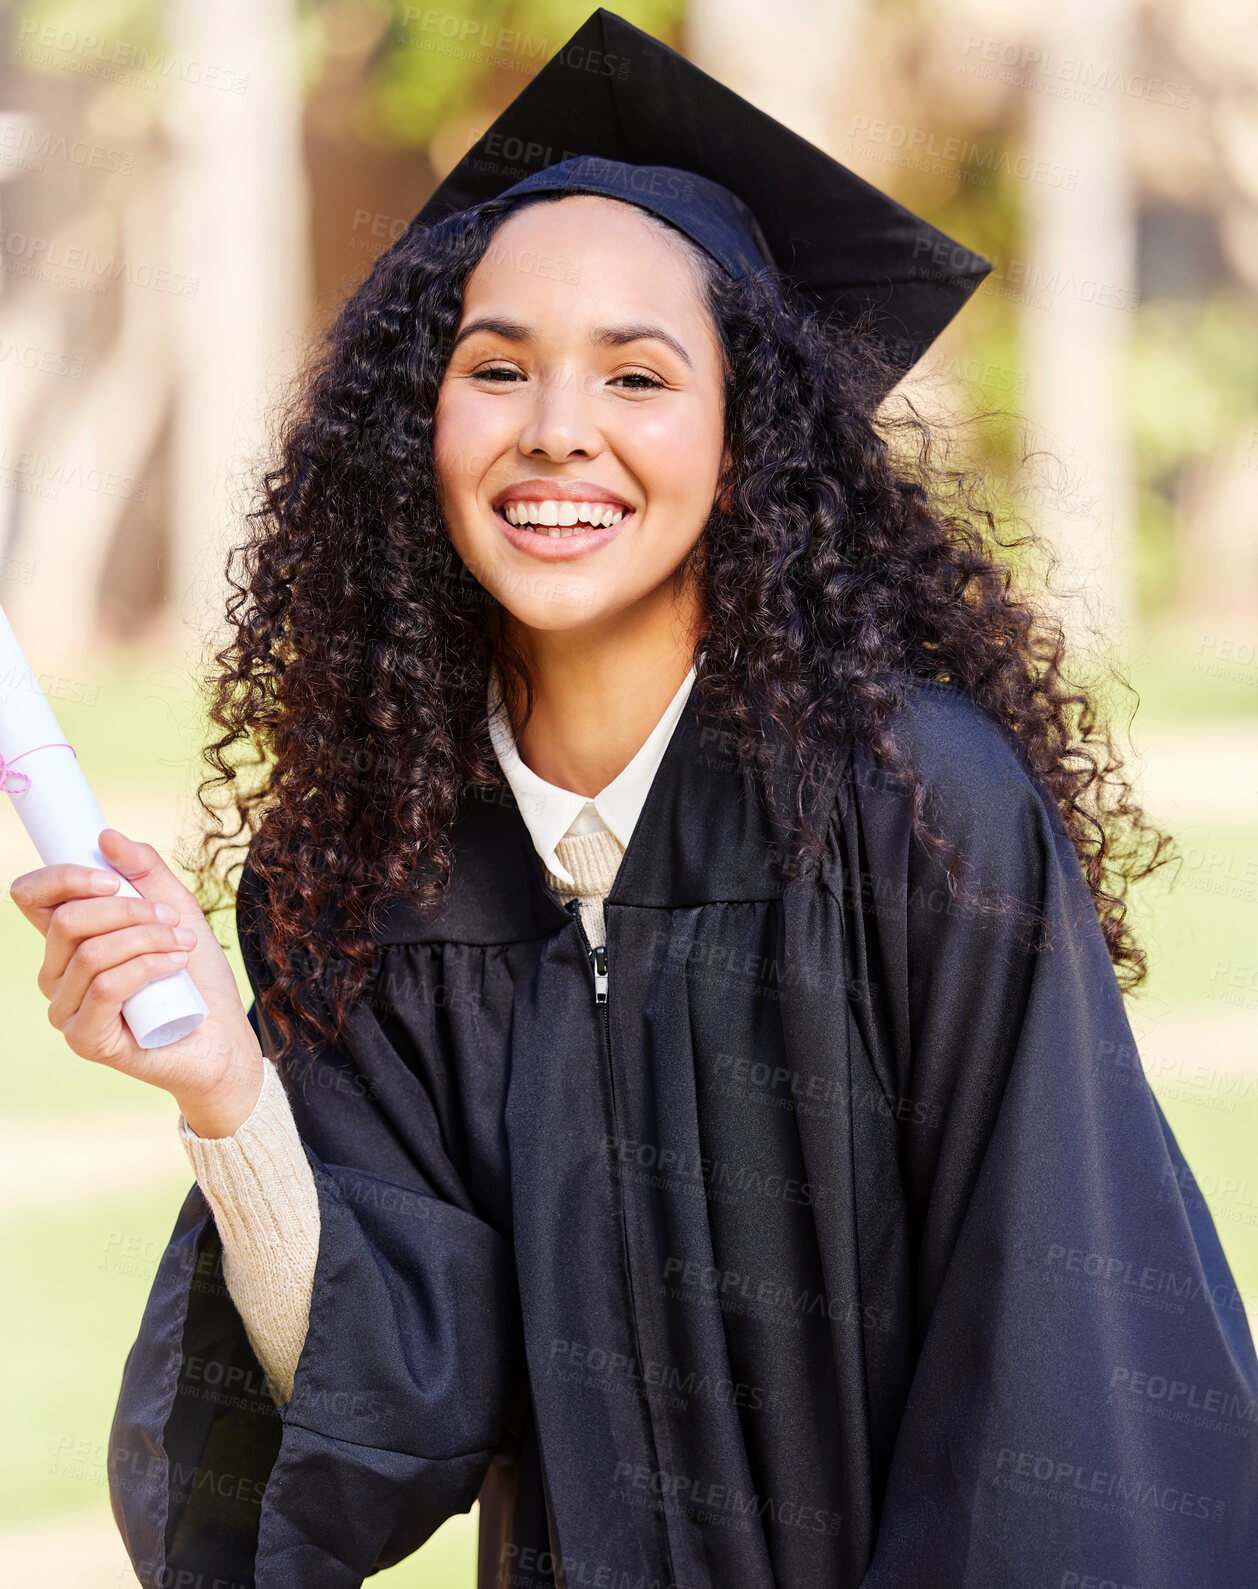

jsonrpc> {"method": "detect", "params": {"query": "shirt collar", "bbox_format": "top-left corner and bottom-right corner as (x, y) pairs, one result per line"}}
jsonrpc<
(488, 655), (700, 886)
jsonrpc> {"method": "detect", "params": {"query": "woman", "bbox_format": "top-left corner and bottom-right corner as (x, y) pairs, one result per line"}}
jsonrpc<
(11, 12), (1257, 1589)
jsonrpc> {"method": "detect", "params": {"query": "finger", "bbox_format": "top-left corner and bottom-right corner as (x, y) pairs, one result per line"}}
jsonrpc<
(9, 863), (122, 932)
(42, 910), (191, 1005)
(97, 829), (200, 914)
(41, 895), (180, 992)
(52, 946), (192, 1057)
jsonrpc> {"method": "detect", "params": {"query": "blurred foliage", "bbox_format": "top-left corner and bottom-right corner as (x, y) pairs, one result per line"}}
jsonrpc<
(1131, 293), (1258, 471)
(878, 145), (1054, 594)
(11, 0), (1255, 629)
(904, 164), (1258, 622)
(1128, 291), (1258, 608)
(7, 0), (159, 69)
(297, 0), (684, 150)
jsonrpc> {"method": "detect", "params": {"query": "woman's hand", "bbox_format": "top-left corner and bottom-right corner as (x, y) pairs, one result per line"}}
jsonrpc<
(9, 827), (265, 1138)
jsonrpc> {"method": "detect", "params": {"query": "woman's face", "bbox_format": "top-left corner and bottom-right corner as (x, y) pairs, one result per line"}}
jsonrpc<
(434, 194), (728, 636)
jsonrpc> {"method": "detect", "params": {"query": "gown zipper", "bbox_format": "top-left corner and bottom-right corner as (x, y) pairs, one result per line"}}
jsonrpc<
(561, 896), (683, 1586)
(565, 898), (610, 1043)
(594, 941), (610, 1052)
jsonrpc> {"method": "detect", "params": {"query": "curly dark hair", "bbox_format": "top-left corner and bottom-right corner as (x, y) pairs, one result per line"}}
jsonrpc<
(187, 189), (1175, 1064)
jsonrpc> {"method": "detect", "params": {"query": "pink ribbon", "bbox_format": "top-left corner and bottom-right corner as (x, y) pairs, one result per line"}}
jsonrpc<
(0, 741), (77, 795)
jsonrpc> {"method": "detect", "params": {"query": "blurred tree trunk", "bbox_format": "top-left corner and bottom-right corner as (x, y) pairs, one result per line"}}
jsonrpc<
(162, 0), (313, 665)
(1022, 0), (1139, 652)
(2, 185), (172, 652)
(685, 0), (865, 149)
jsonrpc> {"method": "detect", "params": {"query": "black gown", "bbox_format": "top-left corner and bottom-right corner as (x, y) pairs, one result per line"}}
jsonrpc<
(108, 677), (1258, 1588)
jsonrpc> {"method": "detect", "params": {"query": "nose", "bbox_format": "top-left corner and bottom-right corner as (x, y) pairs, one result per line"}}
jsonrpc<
(514, 363), (602, 461)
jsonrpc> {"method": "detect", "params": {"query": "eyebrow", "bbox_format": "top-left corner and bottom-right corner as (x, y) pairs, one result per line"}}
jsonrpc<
(450, 316), (693, 370)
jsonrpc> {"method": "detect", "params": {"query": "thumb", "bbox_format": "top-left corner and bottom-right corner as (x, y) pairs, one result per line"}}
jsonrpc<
(97, 828), (197, 913)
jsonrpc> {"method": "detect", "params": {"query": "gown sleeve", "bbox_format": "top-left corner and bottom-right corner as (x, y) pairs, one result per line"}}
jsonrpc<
(850, 683), (1258, 1587)
(108, 857), (525, 1589)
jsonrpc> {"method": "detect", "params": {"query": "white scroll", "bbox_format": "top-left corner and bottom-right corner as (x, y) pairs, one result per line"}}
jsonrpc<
(0, 603), (209, 1049)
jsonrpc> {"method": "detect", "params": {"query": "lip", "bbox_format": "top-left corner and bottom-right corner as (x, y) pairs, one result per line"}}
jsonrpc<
(491, 478), (634, 512)
(495, 502), (632, 561)
(490, 477), (635, 561)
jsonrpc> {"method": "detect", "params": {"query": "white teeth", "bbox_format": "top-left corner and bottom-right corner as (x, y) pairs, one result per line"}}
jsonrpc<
(501, 499), (628, 535)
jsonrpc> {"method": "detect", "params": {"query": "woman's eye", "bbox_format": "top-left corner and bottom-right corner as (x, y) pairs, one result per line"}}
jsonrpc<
(470, 366), (665, 390)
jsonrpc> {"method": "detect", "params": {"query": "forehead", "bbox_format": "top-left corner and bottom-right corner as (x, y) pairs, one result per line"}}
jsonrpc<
(461, 193), (709, 318)
(492, 190), (689, 247)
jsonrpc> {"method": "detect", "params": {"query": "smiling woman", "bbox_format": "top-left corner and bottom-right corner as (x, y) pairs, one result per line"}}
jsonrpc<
(435, 193), (725, 653)
(79, 8), (1258, 1589)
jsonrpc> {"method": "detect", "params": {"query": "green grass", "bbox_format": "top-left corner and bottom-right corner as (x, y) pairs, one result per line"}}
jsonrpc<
(48, 649), (211, 798)
(1156, 1088), (1258, 1308)
(0, 1185), (477, 1580)
(1080, 616), (1258, 726)
(0, 1186), (182, 1526)
(1126, 822), (1258, 1009)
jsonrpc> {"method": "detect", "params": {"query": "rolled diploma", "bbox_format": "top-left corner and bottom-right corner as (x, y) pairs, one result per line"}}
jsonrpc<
(0, 604), (209, 1049)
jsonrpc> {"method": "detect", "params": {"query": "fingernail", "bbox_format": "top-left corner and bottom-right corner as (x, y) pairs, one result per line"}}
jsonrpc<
(89, 870), (119, 891)
(155, 902), (178, 923)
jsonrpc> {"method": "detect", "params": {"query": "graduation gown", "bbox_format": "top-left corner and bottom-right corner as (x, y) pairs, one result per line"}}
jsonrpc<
(108, 677), (1258, 1588)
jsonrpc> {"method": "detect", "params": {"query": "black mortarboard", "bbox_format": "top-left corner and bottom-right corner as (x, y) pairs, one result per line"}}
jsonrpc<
(414, 7), (992, 393)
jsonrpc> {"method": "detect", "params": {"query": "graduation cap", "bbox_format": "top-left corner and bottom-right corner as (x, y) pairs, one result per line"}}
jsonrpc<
(414, 7), (992, 394)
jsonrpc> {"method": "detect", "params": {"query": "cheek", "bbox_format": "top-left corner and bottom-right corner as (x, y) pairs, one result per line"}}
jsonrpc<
(434, 395), (494, 504)
(629, 409), (722, 501)
(431, 393), (457, 485)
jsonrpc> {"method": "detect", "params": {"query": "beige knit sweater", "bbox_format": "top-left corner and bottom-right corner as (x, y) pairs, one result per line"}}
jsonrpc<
(178, 827), (625, 1407)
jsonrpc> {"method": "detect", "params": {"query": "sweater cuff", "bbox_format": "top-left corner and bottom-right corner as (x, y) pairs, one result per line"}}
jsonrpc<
(176, 1055), (320, 1405)
(177, 1057), (318, 1249)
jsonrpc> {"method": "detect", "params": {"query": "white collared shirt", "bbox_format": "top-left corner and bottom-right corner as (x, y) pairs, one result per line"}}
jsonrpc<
(487, 657), (698, 886)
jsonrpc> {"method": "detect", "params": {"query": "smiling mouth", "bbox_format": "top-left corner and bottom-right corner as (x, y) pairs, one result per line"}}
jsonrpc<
(494, 505), (634, 539)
